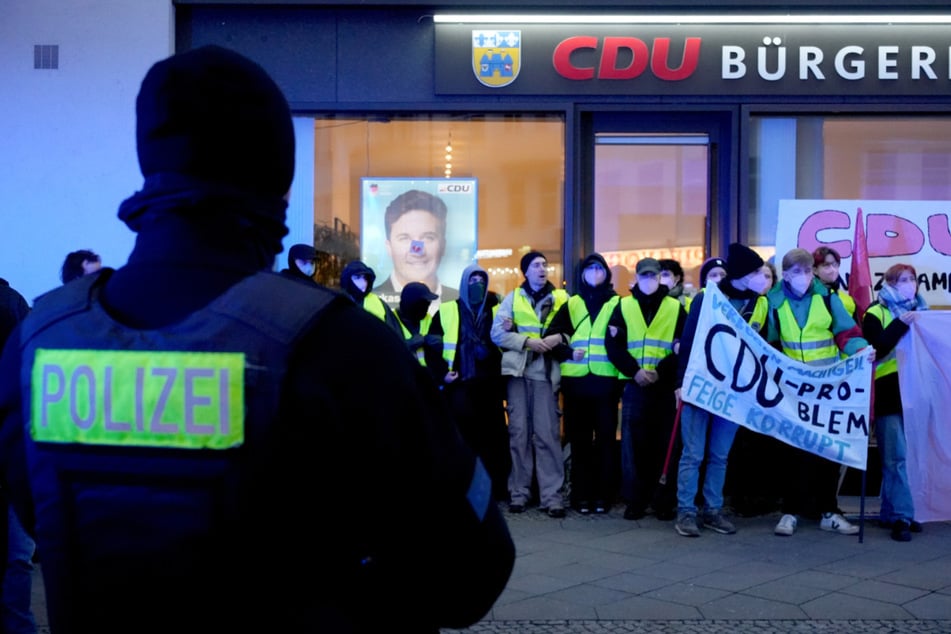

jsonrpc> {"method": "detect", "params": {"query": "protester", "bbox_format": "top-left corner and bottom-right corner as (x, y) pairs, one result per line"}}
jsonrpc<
(491, 251), (569, 518)
(548, 253), (621, 515)
(606, 257), (687, 521)
(659, 258), (691, 310)
(278, 242), (319, 286)
(673, 243), (769, 537)
(60, 249), (102, 284)
(429, 265), (510, 501)
(339, 259), (401, 333)
(395, 281), (441, 369)
(698, 256), (727, 290)
(0, 45), (513, 633)
(813, 246), (856, 318)
(863, 263), (926, 542)
(765, 248), (874, 537)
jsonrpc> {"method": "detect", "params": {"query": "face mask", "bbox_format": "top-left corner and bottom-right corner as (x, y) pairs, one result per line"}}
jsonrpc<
(897, 281), (917, 301)
(745, 272), (770, 295)
(659, 271), (675, 289)
(468, 280), (487, 305)
(787, 273), (812, 296)
(637, 277), (659, 295)
(583, 266), (606, 287)
(352, 276), (368, 293)
(299, 263), (315, 277)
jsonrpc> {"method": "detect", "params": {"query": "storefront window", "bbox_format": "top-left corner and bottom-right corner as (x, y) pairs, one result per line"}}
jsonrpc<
(749, 115), (951, 262)
(308, 114), (564, 302)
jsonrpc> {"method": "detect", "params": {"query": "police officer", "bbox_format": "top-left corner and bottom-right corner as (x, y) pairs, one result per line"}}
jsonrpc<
(0, 45), (513, 634)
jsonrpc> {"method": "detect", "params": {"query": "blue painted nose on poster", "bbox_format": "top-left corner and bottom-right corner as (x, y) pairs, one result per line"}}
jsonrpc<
(410, 240), (424, 255)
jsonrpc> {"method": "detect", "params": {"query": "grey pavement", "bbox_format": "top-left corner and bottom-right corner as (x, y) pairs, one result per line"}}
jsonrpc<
(443, 497), (951, 633)
(25, 497), (951, 633)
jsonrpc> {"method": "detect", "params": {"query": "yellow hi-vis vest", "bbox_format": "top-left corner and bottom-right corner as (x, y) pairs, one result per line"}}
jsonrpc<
(617, 295), (679, 379)
(364, 294), (392, 322)
(837, 288), (856, 318)
(560, 295), (620, 378)
(396, 312), (432, 366)
(776, 294), (838, 364)
(440, 299), (501, 367)
(747, 295), (769, 332)
(512, 289), (568, 337)
(865, 303), (898, 379)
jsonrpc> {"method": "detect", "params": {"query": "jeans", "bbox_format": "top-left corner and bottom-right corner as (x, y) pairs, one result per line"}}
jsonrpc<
(2, 504), (37, 634)
(875, 412), (915, 523)
(676, 402), (738, 514)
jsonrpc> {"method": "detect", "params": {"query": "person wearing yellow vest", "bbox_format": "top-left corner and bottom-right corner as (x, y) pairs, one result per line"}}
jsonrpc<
(863, 263), (927, 542)
(606, 257), (687, 522)
(429, 264), (510, 501)
(547, 253), (622, 515)
(339, 259), (401, 334)
(765, 248), (875, 538)
(813, 246), (857, 319)
(672, 243), (770, 538)
(491, 251), (569, 518)
(659, 258), (692, 312)
(394, 281), (440, 371)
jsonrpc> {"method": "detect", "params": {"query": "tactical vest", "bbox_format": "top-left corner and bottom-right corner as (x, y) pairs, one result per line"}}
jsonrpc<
(865, 303), (898, 379)
(617, 295), (679, 378)
(776, 294), (838, 364)
(18, 270), (337, 632)
(559, 295), (620, 378)
(512, 288), (568, 337)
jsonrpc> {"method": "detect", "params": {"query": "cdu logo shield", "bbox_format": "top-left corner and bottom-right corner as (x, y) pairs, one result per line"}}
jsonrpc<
(472, 30), (520, 88)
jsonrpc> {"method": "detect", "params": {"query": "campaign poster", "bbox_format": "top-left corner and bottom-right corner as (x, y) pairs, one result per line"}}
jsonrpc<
(775, 200), (951, 307)
(361, 178), (478, 308)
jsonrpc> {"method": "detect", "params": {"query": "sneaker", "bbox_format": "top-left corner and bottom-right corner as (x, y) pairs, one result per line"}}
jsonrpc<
(548, 506), (566, 519)
(910, 520), (924, 533)
(593, 500), (608, 514)
(774, 513), (797, 536)
(891, 520), (912, 542)
(820, 512), (859, 535)
(675, 513), (701, 537)
(508, 502), (525, 514)
(702, 511), (737, 535)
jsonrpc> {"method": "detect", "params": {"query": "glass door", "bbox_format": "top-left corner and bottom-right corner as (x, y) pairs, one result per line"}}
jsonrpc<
(594, 133), (710, 295)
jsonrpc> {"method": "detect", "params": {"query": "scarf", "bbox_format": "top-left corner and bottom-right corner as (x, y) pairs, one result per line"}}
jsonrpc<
(877, 282), (928, 318)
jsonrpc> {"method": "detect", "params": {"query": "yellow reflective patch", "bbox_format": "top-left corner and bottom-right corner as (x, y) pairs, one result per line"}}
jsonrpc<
(31, 349), (245, 450)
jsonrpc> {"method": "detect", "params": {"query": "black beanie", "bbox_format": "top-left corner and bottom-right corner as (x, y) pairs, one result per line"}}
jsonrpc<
(699, 257), (727, 287)
(726, 243), (765, 280)
(520, 251), (546, 275)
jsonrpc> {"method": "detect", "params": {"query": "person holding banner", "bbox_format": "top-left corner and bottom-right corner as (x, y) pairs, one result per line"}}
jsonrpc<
(606, 257), (687, 521)
(863, 263), (927, 542)
(547, 253), (622, 515)
(765, 248), (874, 537)
(673, 243), (770, 537)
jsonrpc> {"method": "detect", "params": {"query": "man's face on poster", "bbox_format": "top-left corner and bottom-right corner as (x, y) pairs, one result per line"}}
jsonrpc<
(385, 209), (446, 288)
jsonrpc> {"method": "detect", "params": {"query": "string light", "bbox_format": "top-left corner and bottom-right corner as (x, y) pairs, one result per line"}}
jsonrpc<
(444, 131), (453, 178)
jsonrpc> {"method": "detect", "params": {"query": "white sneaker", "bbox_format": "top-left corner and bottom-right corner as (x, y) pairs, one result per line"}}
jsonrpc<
(774, 514), (797, 536)
(820, 512), (859, 535)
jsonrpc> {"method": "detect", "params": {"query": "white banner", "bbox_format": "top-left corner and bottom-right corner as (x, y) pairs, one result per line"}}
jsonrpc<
(682, 284), (872, 469)
(896, 311), (951, 522)
(775, 199), (951, 308)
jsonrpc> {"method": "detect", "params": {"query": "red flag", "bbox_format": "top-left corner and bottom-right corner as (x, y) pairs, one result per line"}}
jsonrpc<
(850, 207), (873, 323)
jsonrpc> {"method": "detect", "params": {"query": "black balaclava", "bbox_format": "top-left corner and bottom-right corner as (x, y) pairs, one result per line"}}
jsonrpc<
(117, 45), (294, 265)
(340, 260), (377, 303)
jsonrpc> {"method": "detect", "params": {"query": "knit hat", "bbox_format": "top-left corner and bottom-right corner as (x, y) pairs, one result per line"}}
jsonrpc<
(635, 258), (661, 275)
(520, 251), (546, 275)
(726, 243), (765, 280)
(118, 45), (294, 255)
(699, 257), (727, 287)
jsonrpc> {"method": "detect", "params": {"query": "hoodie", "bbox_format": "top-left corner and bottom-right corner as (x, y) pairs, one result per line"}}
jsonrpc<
(340, 260), (377, 304)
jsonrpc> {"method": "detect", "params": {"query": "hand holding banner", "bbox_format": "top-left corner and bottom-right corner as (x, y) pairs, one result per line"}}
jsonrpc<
(681, 283), (872, 469)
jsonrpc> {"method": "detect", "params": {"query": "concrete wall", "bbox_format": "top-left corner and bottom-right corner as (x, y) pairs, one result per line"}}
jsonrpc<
(0, 0), (173, 304)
